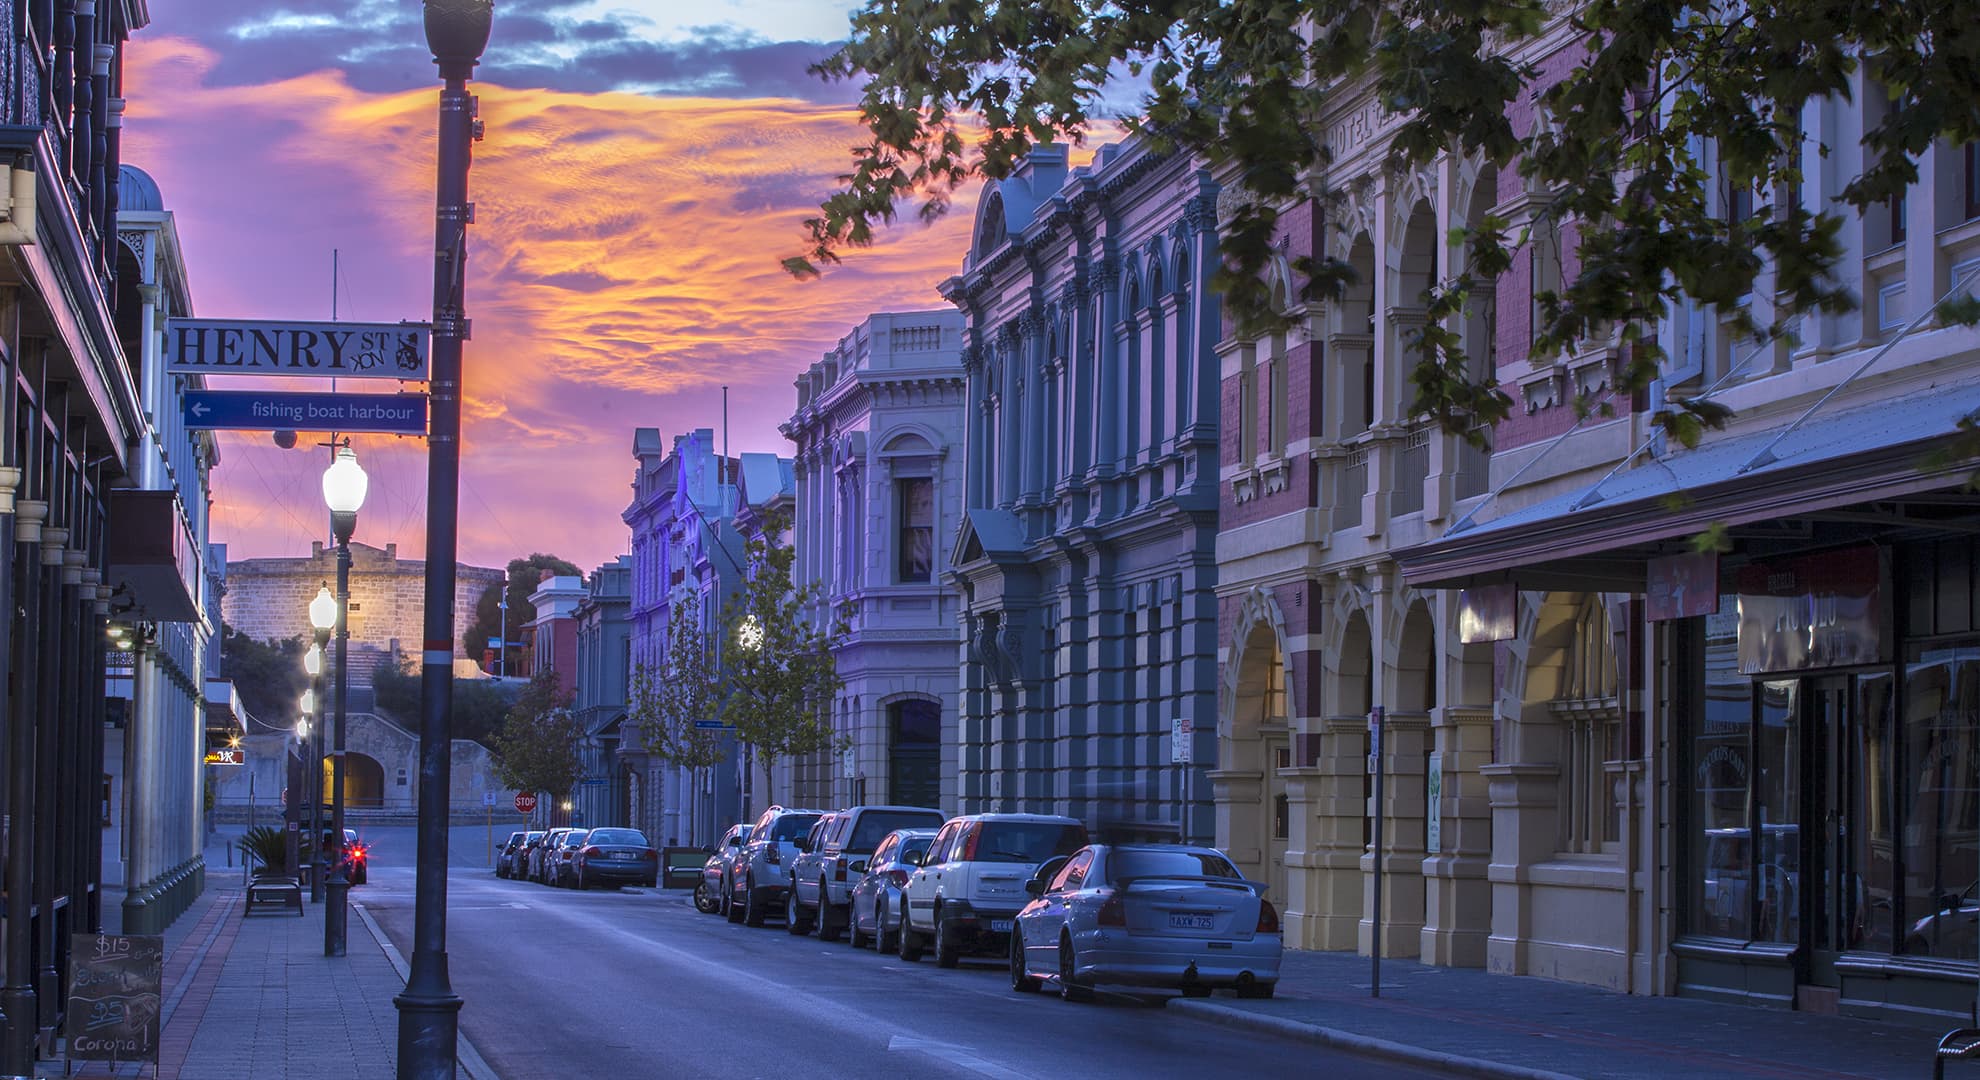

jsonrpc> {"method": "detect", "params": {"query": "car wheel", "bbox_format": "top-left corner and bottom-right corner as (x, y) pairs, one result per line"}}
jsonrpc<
(694, 882), (719, 914)
(743, 876), (767, 927)
(819, 887), (843, 942)
(787, 896), (814, 936)
(1058, 934), (1091, 1002)
(849, 902), (871, 949)
(577, 869), (588, 891)
(354, 866), (367, 886)
(1010, 930), (1040, 993)
(896, 909), (923, 962)
(1236, 982), (1275, 1000)
(934, 911), (961, 969)
(875, 899), (895, 954)
(726, 883), (745, 923)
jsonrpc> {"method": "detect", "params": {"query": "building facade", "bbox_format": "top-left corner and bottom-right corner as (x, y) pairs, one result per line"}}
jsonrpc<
(941, 140), (1223, 840)
(623, 427), (745, 846)
(222, 541), (504, 671)
(730, 451), (801, 814)
(781, 310), (967, 815)
(573, 556), (633, 830)
(525, 570), (584, 699)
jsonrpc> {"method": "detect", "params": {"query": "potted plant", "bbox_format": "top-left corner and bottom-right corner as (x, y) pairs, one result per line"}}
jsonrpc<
(239, 825), (300, 879)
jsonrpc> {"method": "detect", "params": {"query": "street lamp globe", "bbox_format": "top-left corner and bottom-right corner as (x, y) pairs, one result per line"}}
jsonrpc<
(322, 445), (369, 514)
(736, 614), (764, 653)
(424, 0), (493, 67)
(297, 715), (310, 741)
(309, 585), (337, 633)
(304, 643), (324, 677)
(301, 688), (316, 716)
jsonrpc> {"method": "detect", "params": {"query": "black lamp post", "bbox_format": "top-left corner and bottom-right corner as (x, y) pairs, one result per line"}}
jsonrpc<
(322, 445), (366, 956)
(399, 3), (490, 1076)
(304, 603), (332, 903)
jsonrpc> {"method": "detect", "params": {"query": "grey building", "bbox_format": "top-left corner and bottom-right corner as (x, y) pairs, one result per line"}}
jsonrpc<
(573, 556), (633, 830)
(940, 140), (1222, 839)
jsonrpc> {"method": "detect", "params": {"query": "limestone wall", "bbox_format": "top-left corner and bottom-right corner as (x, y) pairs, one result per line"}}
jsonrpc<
(224, 541), (504, 661)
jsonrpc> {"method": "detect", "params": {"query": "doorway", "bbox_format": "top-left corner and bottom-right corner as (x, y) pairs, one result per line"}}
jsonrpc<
(889, 699), (942, 809)
(1795, 673), (1893, 1003)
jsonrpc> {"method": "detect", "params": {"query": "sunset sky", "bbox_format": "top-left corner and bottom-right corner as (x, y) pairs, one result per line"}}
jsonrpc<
(123, 0), (981, 574)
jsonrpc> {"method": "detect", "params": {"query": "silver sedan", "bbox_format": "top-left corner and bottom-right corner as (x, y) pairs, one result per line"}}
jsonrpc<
(1010, 843), (1281, 1000)
(847, 828), (938, 953)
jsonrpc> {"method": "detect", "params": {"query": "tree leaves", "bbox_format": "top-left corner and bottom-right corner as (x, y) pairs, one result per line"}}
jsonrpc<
(490, 670), (583, 799)
(716, 511), (850, 768)
(627, 592), (730, 770)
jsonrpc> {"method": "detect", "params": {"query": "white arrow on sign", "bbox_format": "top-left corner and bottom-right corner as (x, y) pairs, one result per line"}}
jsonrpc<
(190, 402), (210, 418)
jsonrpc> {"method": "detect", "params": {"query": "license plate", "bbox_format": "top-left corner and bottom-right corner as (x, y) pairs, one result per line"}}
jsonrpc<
(1169, 913), (1215, 931)
(989, 919), (1013, 933)
(612, 852), (635, 861)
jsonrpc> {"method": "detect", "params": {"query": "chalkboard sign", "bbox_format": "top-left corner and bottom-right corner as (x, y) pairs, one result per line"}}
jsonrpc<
(65, 933), (164, 1067)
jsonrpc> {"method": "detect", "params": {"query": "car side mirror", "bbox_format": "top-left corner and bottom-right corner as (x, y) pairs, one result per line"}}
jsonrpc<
(1025, 878), (1045, 897)
(848, 859), (868, 875)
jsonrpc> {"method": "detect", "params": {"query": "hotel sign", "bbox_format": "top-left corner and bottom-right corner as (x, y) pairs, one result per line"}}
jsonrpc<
(204, 747), (245, 766)
(166, 318), (429, 380)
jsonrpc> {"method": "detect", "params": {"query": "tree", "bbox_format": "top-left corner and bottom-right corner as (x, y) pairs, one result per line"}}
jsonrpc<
(627, 591), (729, 770)
(716, 513), (847, 767)
(370, 658), (517, 746)
(219, 624), (307, 727)
(489, 670), (584, 802)
(462, 553), (583, 670)
(796, 0), (1980, 451)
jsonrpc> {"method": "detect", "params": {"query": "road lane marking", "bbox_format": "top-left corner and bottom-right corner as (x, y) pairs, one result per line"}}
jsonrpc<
(887, 1035), (1032, 1079)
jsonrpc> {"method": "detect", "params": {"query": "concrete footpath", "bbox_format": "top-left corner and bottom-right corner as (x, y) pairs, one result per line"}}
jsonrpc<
(60, 843), (493, 1080)
(1168, 947), (1931, 1079)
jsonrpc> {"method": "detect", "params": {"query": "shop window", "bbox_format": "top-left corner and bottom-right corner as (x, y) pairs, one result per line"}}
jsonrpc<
(1751, 681), (1802, 945)
(1557, 600), (1622, 855)
(1899, 644), (1980, 961)
(895, 476), (934, 583)
(1846, 674), (1896, 954)
(1688, 604), (1755, 939)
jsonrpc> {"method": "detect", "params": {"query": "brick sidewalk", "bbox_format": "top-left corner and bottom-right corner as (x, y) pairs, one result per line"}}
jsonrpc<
(1171, 947), (1933, 1079)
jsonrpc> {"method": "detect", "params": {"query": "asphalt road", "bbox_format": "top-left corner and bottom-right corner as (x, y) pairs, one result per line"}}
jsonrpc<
(350, 833), (1444, 1080)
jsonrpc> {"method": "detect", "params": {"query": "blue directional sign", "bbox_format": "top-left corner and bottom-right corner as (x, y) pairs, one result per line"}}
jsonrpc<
(182, 390), (428, 434)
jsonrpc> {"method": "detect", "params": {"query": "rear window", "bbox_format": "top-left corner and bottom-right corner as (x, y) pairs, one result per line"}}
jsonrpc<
(848, 811), (945, 851)
(526, 832), (545, 842)
(587, 829), (646, 846)
(769, 814), (820, 843)
(1107, 849), (1241, 883)
(564, 832), (588, 845)
(970, 822), (1088, 864)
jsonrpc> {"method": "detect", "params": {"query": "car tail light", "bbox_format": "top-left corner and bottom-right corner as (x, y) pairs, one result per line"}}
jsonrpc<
(583, 846), (601, 859)
(834, 857), (848, 882)
(885, 869), (910, 889)
(645, 848), (658, 859)
(1097, 892), (1126, 927)
(1256, 899), (1280, 934)
(961, 826), (980, 861)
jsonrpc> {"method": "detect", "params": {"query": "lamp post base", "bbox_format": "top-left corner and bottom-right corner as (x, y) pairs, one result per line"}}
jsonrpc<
(395, 968), (463, 1080)
(324, 873), (349, 957)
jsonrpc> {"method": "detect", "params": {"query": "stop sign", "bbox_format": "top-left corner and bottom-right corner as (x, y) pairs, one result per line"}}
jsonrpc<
(513, 792), (538, 814)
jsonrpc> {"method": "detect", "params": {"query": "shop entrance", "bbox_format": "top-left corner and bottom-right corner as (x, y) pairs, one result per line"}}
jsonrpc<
(1788, 674), (1894, 1002)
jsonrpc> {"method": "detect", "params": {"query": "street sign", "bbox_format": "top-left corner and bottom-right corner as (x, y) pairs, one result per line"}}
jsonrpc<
(1171, 717), (1192, 764)
(166, 318), (429, 380)
(580, 777), (607, 787)
(183, 390), (427, 434)
(482, 791), (495, 808)
(513, 792), (538, 814)
(692, 721), (731, 730)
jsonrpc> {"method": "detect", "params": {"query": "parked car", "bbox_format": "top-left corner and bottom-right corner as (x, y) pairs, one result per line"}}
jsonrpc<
(549, 829), (590, 888)
(319, 827), (369, 886)
(1010, 843), (1281, 1001)
(572, 827), (659, 890)
(700, 824), (752, 915)
(898, 813), (1089, 966)
(510, 830), (547, 880)
(531, 828), (573, 883)
(785, 813), (842, 935)
(848, 827), (939, 953)
(791, 805), (946, 941)
(496, 831), (527, 878)
(730, 806), (825, 927)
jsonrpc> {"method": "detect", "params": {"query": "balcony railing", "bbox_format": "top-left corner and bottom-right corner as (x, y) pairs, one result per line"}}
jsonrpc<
(1393, 424), (1430, 516)
(1337, 445), (1367, 529)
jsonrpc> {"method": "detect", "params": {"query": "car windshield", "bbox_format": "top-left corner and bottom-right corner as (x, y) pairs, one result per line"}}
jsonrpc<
(587, 829), (646, 846)
(769, 814), (820, 843)
(1107, 849), (1241, 883)
(526, 832), (545, 842)
(973, 822), (1088, 863)
(850, 811), (944, 851)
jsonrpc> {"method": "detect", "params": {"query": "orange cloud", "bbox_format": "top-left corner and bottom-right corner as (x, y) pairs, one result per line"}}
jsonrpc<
(122, 36), (976, 572)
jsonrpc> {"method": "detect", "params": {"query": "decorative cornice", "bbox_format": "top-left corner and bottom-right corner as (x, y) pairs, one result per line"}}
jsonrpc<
(1086, 255), (1118, 292)
(1059, 278), (1088, 309)
(1183, 194), (1219, 235)
(1017, 307), (1047, 338)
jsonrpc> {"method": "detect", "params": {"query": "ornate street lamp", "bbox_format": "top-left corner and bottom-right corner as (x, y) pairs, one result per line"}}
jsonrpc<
(305, 589), (333, 904)
(322, 444), (367, 957)
(401, 3), (492, 1075)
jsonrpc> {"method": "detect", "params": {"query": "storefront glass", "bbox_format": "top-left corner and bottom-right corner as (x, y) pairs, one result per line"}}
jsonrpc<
(1899, 644), (1980, 961)
(1753, 680), (1800, 944)
(1847, 673), (1895, 953)
(1690, 604), (1754, 938)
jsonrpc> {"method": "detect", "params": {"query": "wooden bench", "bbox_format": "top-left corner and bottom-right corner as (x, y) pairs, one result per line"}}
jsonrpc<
(245, 876), (304, 917)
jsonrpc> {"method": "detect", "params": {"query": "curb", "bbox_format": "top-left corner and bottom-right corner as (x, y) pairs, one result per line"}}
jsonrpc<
(1166, 999), (1582, 1080)
(353, 902), (501, 1080)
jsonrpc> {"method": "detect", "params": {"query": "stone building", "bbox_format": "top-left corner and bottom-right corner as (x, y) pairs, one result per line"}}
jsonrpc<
(781, 309), (967, 815)
(940, 139), (1223, 839)
(222, 541), (504, 676)
(525, 570), (584, 699)
(572, 557), (633, 830)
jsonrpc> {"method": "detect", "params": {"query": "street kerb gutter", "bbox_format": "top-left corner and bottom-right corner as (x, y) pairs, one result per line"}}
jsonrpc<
(1166, 998), (1582, 1080)
(353, 901), (501, 1080)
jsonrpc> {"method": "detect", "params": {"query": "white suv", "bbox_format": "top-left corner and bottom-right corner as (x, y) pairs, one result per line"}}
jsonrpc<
(731, 805), (825, 927)
(897, 813), (1088, 967)
(791, 805), (945, 941)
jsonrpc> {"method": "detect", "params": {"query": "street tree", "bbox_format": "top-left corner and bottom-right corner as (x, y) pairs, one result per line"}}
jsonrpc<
(490, 670), (584, 804)
(370, 657), (517, 747)
(627, 591), (729, 770)
(219, 624), (307, 727)
(795, 0), (1980, 454)
(717, 513), (847, 768)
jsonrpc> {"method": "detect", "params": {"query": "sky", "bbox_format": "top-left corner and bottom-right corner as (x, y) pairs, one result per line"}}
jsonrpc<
(122, 0), (981, 574)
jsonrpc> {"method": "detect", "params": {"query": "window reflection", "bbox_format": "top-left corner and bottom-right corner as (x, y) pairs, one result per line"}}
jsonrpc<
(1690, 605), (1753, 939)
(1901, 646), (1980, 961)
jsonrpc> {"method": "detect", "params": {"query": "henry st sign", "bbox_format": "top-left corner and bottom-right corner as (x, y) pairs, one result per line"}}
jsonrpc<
(166, 318), (429, 380)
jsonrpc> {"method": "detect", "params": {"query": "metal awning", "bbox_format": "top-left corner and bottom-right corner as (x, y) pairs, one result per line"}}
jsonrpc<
(1394, 381), (1980, 590)
(104, 489), (205, 624)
